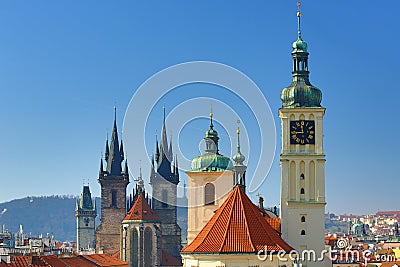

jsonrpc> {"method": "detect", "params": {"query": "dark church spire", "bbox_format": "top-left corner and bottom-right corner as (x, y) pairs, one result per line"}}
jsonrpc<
(106, 106), (123, 176)
(154, 106), (179, 185)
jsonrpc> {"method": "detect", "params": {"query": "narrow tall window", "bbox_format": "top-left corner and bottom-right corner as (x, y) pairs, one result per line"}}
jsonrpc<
(144, 228), (153, 267)
(300, 173), (305, 180)
(111, 190), (117, 207)
(300, 188), (305, 195)
(301, 216), (306, 223)
(130, 228), (138, 265)
(205, 183), (215, 205)
(301, 230), (306, 235)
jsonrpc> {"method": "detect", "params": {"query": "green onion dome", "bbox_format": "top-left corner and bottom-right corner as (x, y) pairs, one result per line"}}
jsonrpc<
(191, 153), (232, 172)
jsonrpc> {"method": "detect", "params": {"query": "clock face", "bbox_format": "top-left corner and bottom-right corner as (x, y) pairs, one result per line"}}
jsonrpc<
(290, 120), (315, 145)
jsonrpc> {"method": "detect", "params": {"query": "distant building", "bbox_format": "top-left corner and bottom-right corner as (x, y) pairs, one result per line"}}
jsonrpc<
(75, 184), (97, 252)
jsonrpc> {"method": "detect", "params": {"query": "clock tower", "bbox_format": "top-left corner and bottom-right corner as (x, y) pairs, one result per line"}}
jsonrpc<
(280, 4), (327, 267)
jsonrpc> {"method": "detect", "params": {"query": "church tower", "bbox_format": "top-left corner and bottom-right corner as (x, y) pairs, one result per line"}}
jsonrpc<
(279, 4), (327, 267)
(150, 107), (181, 259)
(186, 112), (233, 244)
(96, 107), (129, 255)
(76, 184), (97, 252)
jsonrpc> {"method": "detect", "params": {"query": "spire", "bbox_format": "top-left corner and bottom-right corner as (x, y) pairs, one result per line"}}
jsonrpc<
(160, 105), (169, 161)
(297, 1), (302, 38)
(155, 131), (160, 163)
(233, 120), (245, 166)
(105, 131), (109, 161)
(99, 157), (104, 174)
(280, 2), (322, 108)
(135, 161), (145, 194)
(204, 109), (219, 154)
(232, 120), (246, 190)
(120, 140), (125, 161)
(106, 105), (124, 176)
(209, 104), (214, 130)
(124, 158), (129, 175)
(168, 134), (173, 161)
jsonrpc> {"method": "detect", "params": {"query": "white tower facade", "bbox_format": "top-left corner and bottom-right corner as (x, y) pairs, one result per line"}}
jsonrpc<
(280, 4), (328, 267)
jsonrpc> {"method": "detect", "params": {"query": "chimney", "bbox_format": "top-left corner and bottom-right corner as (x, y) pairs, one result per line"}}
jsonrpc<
(258, 196), (264, 210)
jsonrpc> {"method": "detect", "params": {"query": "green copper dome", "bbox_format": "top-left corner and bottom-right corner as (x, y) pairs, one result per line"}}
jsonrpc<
(292, 37), (308, 52)
(191, 153), (232, 172)
(191, 113), (232, 172)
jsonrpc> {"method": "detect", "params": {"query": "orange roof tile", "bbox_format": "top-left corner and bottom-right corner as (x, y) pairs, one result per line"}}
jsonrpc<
(81, 254), (128, 267)
(123, 193), (159, 221)
(1, 256), (49, 267)
(182, 186), (293, 254)
(265, 217), (281, 233)
(60, 256), (96, 267)
(161, 250), (182, 266)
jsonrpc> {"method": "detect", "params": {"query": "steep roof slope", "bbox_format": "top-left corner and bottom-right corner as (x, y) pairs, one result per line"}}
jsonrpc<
(182, 186), (293, 253)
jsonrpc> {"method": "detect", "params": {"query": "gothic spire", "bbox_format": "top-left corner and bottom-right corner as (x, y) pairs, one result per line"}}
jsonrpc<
(105, 131), (109, 162)
(106, 105), (124, 176)
(160, 105), (169, 161)
(155, 131), (160, 163)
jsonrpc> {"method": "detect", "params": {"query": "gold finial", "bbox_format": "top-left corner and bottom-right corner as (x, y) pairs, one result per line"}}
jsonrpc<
(297, 2), (302, 38)
(236, 119), (241, 134)
(297, 1), (302, 17)
(209, 103), (213, 118)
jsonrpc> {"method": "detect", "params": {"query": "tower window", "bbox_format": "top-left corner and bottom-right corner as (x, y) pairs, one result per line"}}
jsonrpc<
(111, 190), (117, 207)
(301, 216), (306, 223)
(300, 188), (305, 195)
(300, 173), (305, 180)
(162, 190), (168, 208)
(205, 183), (215, 205)
(301, 230), (306, 235)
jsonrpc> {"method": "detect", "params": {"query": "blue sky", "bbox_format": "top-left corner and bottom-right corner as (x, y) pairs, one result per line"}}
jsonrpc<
(0, 1), (398, 214)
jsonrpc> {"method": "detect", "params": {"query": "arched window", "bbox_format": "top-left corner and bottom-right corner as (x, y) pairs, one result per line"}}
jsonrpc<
(162, 190), (168, 208)
(301, 230), (306, 235)
(300, 188), (305, 195)
(144, 228), (153, 267)
(130, 228), (138, 265)
(301, 216), (306, 223)
(300, 173), (305, 180)
(205, 183), (215, 205)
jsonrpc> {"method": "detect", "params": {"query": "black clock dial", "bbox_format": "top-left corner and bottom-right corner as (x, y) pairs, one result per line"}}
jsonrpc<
(290, 120), (315, 145)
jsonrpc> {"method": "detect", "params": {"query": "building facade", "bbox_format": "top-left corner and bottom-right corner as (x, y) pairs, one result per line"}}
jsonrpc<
(76, 184), (97, 252)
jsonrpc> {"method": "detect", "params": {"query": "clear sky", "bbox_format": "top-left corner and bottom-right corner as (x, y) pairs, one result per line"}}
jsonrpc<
(0, 1), (398, 215)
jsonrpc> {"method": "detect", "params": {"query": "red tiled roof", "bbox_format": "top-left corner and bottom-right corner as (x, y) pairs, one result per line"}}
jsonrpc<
(265, 218), (281, 233)
(60, 257), (95, 267)
(82, 254), (128, 267)
(161, 250), (182, 266)
(123, 193), (159, 221)
(182, 186), (293, 253)
(0, 256), (49, 267)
